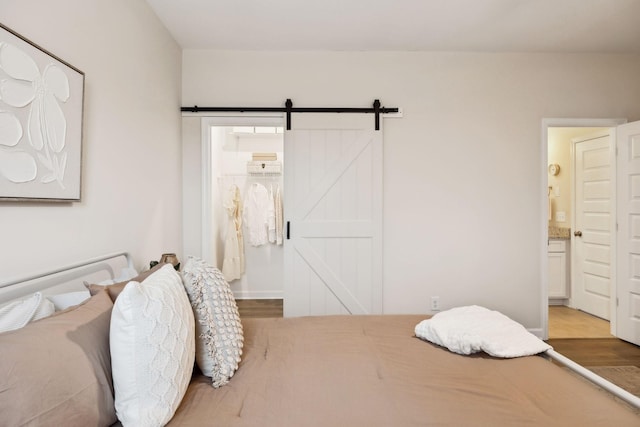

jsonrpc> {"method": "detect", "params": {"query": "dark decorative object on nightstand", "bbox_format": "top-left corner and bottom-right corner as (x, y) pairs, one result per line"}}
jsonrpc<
(150, 253), (180, 271)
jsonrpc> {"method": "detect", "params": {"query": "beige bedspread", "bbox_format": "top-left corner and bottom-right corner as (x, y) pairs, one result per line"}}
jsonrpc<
(166, 315), (639, 426)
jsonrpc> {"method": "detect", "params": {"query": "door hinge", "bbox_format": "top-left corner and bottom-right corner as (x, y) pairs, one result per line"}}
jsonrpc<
(617, 297), (619, 307)
(286, 221), (290, 240)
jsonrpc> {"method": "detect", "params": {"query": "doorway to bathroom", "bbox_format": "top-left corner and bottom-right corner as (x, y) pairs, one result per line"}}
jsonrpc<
(541, 118), (624, 340)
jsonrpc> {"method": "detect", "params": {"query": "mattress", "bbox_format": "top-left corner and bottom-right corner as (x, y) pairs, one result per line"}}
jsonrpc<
(166, 315), (639, 426)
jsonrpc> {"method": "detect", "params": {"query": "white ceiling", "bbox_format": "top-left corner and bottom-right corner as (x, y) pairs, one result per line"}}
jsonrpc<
(145, 0), (640, 53)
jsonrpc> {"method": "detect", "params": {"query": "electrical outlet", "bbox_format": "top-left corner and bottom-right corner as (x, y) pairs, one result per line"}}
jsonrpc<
(431, 296), (440, 311)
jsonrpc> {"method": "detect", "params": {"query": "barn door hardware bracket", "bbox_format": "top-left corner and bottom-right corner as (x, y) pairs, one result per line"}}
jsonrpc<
(181, 99), (399, 131)
(285, 98), (293, 130)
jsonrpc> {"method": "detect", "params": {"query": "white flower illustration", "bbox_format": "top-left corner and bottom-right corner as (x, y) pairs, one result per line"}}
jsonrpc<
(0, 110), (36, 183)
(0, 41), (70, 187)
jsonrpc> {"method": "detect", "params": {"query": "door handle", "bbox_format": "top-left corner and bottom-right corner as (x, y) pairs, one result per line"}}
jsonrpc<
(574, 231), (583, 237)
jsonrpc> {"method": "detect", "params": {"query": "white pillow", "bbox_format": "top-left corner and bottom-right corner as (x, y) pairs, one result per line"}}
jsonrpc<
(114, 267), (138, 282)
(181, 256), (244, 388)
(84, 278), (116, 286)
(0, 292), (55, 333)
(32, 297), (55, 321)
(47, 290), (91, 311)
(415, 305), (552, 358)
(110, 264), (195, 427)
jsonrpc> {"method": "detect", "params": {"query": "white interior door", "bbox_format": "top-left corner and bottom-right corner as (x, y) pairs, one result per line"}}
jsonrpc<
(572, 133), (613, 320)
(283, 115), (383, 317)
(615, 120), (640, 345)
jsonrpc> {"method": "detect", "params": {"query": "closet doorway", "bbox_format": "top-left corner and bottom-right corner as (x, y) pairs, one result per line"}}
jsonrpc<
(198, 113), (384, 316)
(202, 116), (285, 301)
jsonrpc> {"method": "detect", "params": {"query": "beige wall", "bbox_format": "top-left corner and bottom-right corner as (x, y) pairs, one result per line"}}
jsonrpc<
(182, 50), (640, 330)
(0, 0), (183, 276)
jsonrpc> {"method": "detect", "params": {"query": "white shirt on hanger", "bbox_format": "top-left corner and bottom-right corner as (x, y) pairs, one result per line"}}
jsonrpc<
(275, 185), (283, 245)
(244, 182), (271, 246)
(267, 185), (276, 244)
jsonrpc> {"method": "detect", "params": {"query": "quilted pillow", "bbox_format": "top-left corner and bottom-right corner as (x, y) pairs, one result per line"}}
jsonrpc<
(110, 264), (195, 427)
(0, 290), (116, 426)
(0, 292), (55, 333)
(182, 256), (244, 388)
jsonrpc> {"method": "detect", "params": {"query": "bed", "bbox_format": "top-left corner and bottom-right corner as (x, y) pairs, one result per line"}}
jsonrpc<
(1, 253), (638, 426)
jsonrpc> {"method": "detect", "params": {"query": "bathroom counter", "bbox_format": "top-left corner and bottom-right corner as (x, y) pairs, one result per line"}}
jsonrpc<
(549, 226), (571, 240)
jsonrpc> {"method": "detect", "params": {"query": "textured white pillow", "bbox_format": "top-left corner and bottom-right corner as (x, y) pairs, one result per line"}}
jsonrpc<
(0, 292), (55, 333)
(181, 256), (244, 388)
(47, 290), (91, 311)
(110, 264), (195, 427)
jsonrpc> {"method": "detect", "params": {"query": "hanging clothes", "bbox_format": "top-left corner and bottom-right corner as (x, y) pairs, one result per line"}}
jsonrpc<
(267, 185), (277, 244)
(275, 185), (283, 245)
(222, 184), (245, 281)
(244, 182), (271, 246)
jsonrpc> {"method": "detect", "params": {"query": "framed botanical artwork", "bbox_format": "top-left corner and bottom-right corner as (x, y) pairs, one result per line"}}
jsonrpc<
(0, 23), (84, 201)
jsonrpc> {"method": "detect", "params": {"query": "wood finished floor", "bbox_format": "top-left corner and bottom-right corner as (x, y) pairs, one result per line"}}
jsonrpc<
(236, 298), (283, 318)
(547, 306), (640, 369)
(548, 305), (613, 339)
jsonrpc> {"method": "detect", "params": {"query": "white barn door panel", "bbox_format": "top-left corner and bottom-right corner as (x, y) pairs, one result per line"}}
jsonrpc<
(284, 118), (382, 317)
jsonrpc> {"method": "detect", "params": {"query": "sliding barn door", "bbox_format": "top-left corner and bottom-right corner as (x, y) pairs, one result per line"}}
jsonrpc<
(283, 116), (383, 317)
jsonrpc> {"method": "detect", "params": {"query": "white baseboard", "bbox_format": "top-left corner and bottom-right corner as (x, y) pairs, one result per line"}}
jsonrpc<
(233, 290), (283, 300)
(528, 328), (544, 339)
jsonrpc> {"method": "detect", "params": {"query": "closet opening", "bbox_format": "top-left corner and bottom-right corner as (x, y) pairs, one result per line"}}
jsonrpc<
(204, 118), (285, 303)
(198, 112), (384, 317)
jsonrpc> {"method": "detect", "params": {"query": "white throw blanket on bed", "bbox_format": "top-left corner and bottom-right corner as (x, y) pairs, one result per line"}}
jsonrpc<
(415, 305), (552, 358)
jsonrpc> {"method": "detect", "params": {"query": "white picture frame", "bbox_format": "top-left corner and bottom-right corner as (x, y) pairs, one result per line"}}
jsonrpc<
(0, 23), (84, 201)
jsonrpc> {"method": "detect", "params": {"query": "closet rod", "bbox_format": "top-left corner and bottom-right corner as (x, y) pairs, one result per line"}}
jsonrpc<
(180, 99), (398, 131)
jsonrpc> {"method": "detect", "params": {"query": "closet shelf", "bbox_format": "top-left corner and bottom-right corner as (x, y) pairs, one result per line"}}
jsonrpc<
(247, 161), (282, 175)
